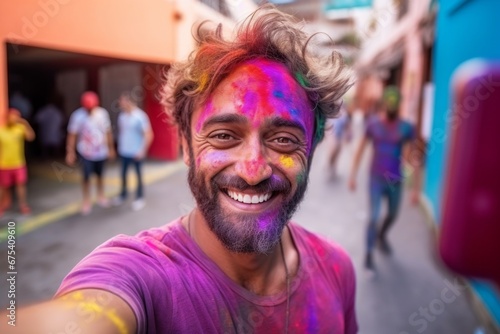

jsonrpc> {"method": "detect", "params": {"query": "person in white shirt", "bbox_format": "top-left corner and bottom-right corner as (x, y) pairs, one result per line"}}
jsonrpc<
(66, 91), (116, 215)
(112, 92), (153, 211)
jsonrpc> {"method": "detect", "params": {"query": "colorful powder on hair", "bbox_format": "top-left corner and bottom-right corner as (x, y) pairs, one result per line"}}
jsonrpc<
(280, 155), (294, 168)
(295, 72), (308, 88)
(198, 72), (209, 92)
(314, 109), (326, 145)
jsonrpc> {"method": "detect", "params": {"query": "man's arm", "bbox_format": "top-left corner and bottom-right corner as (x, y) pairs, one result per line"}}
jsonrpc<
(404, 138), (423, 205)
(65, 132), (77, 166)
(348, 135), (369, 191)
(107, 130), (116, 160)
(0, 289), (137, 334)
(17, 118), (35, 142)
(136, 128), (154, 160)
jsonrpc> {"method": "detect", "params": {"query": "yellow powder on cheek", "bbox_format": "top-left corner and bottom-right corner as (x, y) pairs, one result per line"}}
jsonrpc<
(280, 155), (294, 168)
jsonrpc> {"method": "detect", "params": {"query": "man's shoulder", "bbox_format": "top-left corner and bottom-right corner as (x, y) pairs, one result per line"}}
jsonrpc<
(132, 107), (146, 114)
(289, 223), (353, 265)
(365, 116), (380, 132)
(399, 119), (416, 136)
(132, 108), (149, 121)
(395, 118), (413, 129)
(94, 107), (109, 116)
(13, 124), (26, 133)
(95, 218), (185, 258)
(69, 108), (87, 121)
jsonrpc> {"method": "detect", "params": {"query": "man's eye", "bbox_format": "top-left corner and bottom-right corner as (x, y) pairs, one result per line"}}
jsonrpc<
(213, 133), (233, 140)
(275, 137), (295, 144)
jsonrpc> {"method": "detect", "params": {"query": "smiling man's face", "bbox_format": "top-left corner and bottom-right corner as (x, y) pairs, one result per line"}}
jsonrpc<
(185, 58), (315, 254)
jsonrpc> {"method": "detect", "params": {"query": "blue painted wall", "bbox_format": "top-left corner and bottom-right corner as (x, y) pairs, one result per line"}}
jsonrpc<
(425, 0), (500, 221)
(425, 0), (500, 327)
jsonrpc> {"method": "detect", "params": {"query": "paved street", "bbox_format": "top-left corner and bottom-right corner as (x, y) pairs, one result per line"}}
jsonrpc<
(0, 125), (482, 333)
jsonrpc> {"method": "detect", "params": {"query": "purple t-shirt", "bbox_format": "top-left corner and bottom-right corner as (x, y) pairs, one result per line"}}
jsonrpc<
(366, 117), (415, 181)
(56, 219), (358, 333)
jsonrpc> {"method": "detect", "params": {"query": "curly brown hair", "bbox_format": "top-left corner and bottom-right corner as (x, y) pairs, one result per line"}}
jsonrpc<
(161, 4), (353, 145)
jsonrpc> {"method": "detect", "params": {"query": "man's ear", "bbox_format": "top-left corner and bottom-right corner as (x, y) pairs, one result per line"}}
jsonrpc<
(181, 136), (191, 166)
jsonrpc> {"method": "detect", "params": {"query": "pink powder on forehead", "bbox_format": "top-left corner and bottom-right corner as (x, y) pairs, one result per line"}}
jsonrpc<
(237, 60), (307, 119)
(196, 98), (215, 133)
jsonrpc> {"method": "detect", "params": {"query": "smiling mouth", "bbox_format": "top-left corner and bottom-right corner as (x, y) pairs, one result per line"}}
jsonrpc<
(226, 190), (272, 204)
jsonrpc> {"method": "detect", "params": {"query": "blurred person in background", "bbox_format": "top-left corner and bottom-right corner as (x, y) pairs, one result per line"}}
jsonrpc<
(112, 91), (153, 211)
(0, 108), (35, 216)
(327, 100), (352, 180)
(9, 90), (33, 120)
(349, 86), (419, 271)
(65, 91), (115, 215)
(0, 7), (358, 333)
(34, 94), (65, 160)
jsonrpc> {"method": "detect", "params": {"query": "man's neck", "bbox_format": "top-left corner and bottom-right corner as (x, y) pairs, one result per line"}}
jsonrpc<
(183, 209), (298, 296)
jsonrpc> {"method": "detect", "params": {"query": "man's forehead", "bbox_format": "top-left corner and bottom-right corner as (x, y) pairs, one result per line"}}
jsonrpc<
(211, 58), (311, 111)
(223, 58), (298, 87)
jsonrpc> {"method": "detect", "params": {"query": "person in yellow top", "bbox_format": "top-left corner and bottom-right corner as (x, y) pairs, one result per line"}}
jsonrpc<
(0, 108), (35, 215)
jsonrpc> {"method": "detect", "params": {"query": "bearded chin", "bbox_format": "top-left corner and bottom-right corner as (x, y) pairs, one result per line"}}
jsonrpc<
(187, 163), (308, 255)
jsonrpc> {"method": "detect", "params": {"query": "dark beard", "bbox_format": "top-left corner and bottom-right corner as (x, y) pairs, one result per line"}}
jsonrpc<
(187, 151), (309, 254)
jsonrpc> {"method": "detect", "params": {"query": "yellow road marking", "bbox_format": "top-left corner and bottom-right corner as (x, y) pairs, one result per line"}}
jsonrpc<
(0, 161), (185, 242)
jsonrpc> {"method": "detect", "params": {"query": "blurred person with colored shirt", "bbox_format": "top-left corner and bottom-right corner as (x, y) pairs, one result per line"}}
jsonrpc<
(349, 86), (420, 271)
(112, 91), (153, 211)
(66, 91), (115, 215)
(0, 108), (35, 216)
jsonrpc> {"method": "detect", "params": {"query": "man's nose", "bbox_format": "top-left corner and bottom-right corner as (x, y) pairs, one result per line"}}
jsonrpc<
(235, 143), (272, 186)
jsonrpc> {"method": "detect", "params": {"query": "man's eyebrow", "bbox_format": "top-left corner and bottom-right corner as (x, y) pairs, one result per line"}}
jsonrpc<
(266, 117), (306, 134)
(202, 114), (248, 130)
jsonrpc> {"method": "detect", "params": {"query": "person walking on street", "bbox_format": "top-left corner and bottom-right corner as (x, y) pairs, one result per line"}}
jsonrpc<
(2, 6), (358, 333)
(349, 86), (420, 271)
(112, 91), (153, 211)
(0, 108), (35, 216)
(66, 91), (115, 215)
(327, 101), (352, 180)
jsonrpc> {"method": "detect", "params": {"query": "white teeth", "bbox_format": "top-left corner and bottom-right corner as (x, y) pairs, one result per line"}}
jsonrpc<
(251, 195), (259, 204)
(227, 190), (272, 204)
(243, 194), (251, 204)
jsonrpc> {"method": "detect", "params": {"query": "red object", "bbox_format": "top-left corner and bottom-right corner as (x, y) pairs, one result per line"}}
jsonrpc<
(142, 64), (179, 160)
(0, 166), (28, 187)
(81, 91), (100, 110)
(439, 59), (500, 286)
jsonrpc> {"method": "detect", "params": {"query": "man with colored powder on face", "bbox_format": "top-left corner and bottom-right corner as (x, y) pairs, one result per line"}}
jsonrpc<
(349, 86), (420, 271)
(1, 6), (357, 334)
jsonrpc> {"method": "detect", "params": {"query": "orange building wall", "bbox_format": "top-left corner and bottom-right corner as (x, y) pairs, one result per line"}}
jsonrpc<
(0, 0), (178, 123)
(1, 0), (177, 62)
(0, 45), (6, 123)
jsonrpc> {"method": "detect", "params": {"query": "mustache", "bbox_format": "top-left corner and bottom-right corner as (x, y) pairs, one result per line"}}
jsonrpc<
(212, 173), (291, 195)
